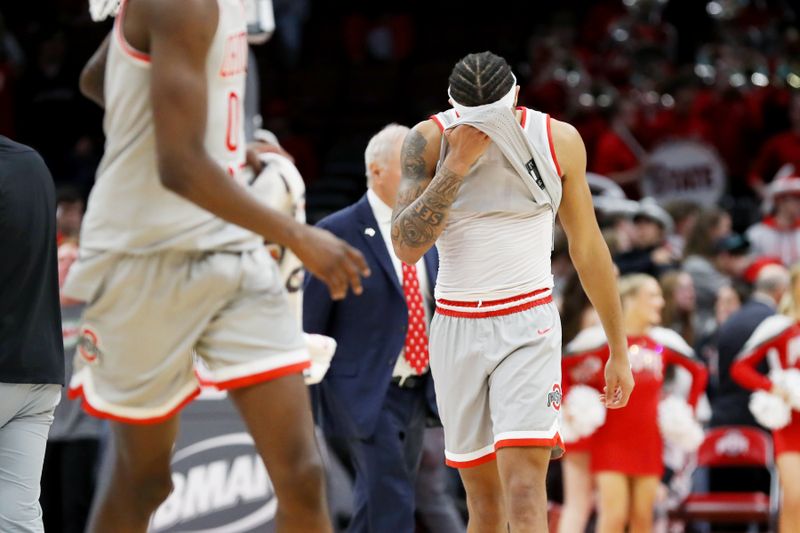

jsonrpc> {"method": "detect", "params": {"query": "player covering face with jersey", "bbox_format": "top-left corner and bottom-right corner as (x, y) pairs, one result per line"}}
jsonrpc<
(391, 51), (634, 532)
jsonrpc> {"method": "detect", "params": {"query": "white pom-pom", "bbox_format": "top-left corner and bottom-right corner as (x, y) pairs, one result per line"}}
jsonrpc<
(302, 333), (337, 385)
(89, 0), (120, 22)
(562, 385), (606, 442)
(658, 396), (705, 452)
(749, 391), (791, 430)
(772, 369), (800, 411)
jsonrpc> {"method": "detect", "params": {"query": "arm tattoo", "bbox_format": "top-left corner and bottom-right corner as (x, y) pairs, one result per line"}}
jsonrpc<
(391, 130), (464, 250)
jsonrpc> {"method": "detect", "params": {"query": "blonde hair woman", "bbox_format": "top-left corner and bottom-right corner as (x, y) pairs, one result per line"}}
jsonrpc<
(732, 263), (800, 533)
(564, 274), (708, 533)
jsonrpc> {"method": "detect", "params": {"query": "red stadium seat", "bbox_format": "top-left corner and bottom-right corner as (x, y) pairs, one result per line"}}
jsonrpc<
(670, 426), (779, 529)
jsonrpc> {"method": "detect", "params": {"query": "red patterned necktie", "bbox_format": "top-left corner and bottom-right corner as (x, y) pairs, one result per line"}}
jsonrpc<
(401, 262), (429, 375)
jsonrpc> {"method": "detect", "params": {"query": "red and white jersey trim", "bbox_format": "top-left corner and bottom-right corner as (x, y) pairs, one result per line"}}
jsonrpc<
(114, 0), (151, 66)
(435, 288), (553, 318)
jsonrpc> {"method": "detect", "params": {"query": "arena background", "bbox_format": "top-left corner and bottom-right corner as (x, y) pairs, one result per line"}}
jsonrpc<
(1, 0), (799, 532)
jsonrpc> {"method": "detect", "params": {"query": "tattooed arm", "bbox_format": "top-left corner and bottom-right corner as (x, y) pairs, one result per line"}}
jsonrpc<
(391, 120), (490, 264)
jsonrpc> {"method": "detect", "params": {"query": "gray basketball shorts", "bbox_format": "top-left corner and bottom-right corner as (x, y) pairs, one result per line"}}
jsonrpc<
(63, 247), (309, 424)
(429, 288), (565, 468)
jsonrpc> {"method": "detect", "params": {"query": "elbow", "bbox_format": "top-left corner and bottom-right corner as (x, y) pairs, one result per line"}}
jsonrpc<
(157, 156), (190, 195)
(394, 246), (420, 265)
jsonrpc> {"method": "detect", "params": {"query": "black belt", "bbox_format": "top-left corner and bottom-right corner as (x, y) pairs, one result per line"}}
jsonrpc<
(391, 375), (426, 389)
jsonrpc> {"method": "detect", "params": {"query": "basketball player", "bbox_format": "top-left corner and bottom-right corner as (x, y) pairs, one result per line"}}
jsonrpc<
(68, 0), (369, 531)
(391, 51), (634, 531)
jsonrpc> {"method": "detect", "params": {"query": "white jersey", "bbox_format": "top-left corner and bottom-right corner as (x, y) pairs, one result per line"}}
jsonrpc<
(79, 0), (260, 253)
(429, 107), (563, 301)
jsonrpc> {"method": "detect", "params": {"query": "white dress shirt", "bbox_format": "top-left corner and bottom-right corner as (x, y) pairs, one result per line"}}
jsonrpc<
(366, 189), (431, 379)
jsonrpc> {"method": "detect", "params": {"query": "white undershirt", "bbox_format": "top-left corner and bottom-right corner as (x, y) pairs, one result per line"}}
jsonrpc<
(366, 188), (431, 379)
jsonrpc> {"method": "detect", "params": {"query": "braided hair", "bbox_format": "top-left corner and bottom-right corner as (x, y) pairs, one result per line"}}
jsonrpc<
(448, 51), (515, 107)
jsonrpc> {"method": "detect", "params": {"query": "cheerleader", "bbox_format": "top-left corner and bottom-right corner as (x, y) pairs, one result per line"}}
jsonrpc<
(731, 264), (800, 533)
(559, 272), (602, 533)
(565, 274), (708, 533)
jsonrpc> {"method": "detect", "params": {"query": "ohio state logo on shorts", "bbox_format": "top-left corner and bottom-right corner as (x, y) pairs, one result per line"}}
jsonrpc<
(547, 383), (562, 411)
(78, 326), (102, 365)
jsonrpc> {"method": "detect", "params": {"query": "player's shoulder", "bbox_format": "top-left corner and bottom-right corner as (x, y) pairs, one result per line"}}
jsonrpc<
(649, 327), (695, 358)
(549, 117), (583, 149)
(565, 325), (608, 356)
(744, 314), (796, 350)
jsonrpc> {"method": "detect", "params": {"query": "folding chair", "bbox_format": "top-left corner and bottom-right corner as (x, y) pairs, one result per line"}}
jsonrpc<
(671, 426), (780, 531)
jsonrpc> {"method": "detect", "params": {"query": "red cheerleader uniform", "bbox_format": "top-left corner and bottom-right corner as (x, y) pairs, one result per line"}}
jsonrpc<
(564, 326), (708, 476)
(731, 315), (800, 457)
(563, 332), (607, 453)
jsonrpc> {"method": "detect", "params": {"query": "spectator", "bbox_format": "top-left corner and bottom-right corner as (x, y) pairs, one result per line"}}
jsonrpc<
(614, 198), (678, 277)
(746, 174), (800, 266)
(749, 93), (800, 197)
(660, 270), (698, 346)
(712, 263), (789, 427)
(664, 201), (701, 258)
(55, 186), (84, 245)
(592, 96), (647, 199)
(0, 135), (64, 532)
(709, 263), (789, 497)
(682, 207), (734, 322)
(694, 283), (746, 399)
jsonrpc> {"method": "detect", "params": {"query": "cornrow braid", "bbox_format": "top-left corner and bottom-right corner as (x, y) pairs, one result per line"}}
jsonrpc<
(448, 51), (514, 107)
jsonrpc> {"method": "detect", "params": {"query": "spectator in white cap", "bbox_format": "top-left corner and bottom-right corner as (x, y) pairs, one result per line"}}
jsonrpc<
(614, 198), (678, 277)
(746, 174), (800, 266)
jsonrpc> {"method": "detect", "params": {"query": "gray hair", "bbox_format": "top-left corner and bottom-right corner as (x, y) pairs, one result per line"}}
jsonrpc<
(755, 263), (790, 300)
(364, 123), (409, 185)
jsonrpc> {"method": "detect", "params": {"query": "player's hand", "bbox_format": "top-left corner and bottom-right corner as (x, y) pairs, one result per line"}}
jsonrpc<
(293, 225), (370, 300)
(602, 351), (634, 409)
(443, 125), (491, 174)
(245, 141), (295, 174)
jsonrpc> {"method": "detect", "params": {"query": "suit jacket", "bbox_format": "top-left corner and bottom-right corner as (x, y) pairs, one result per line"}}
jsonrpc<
(303, 194), (439, 439)
(711, 298), (773, 427)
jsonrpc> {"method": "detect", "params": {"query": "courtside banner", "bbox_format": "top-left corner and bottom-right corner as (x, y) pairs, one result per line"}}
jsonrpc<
(97, 392), (278, 532)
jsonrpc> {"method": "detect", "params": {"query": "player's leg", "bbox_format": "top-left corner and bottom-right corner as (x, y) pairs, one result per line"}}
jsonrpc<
(595, 472), (630, 533)
(458, 460), (507, 533)
(628, 475), (659, 533)
(558, 451), (593, 533)
(777, 452), (800, 532)
(495, 446), (552, 531)
(229, 374), (331, 533)
(86, 418), (179, 533)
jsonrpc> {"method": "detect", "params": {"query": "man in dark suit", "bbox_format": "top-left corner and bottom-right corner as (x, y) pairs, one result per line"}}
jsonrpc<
(710, 262), (789, 501)
(304, 124), (438, 533)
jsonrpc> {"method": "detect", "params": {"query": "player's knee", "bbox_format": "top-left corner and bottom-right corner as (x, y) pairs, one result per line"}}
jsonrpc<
(505, 475), (545, 523)
(277, 454), (325, 511)
(120, 464), (174, 513)
(466, 490), (505, 527)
